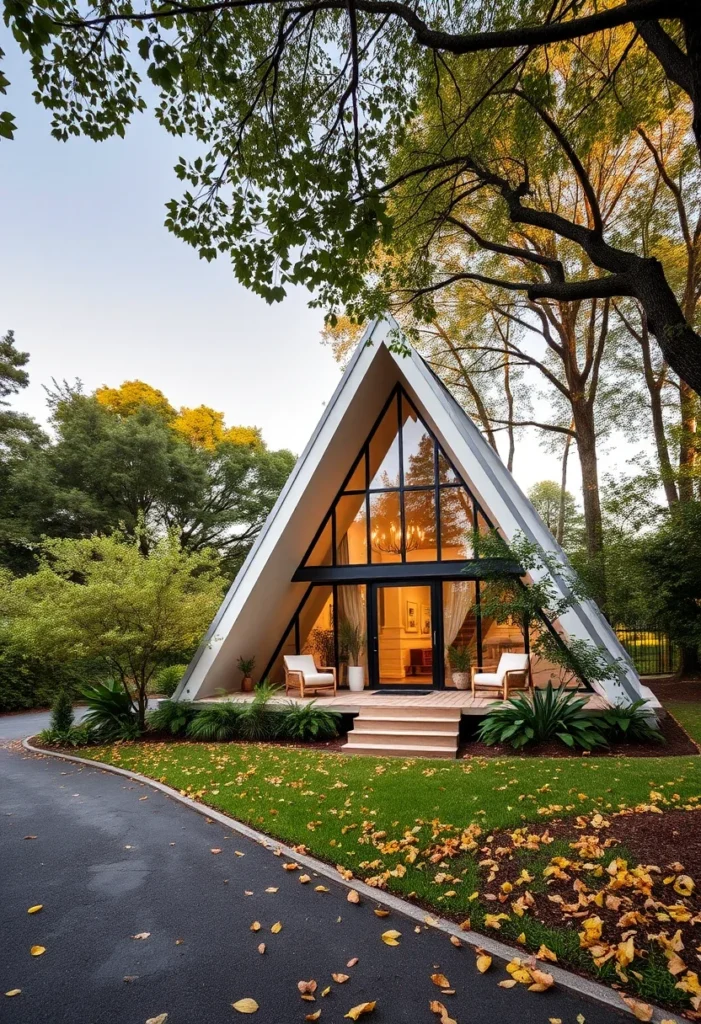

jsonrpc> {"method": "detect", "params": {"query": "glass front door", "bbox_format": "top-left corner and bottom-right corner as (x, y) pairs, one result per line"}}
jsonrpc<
(371, 583), (439, 687)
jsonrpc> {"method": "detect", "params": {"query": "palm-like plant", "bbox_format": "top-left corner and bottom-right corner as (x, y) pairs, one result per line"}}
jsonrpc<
(148, 698), (196, 736)
(186, 702), (243, 741)
(600, 700), (664, 744)
(80, 679), (140, 740)
(477, 684), (609, 750)
(236, 681), (284, 741)
(281, 700), (341, 741)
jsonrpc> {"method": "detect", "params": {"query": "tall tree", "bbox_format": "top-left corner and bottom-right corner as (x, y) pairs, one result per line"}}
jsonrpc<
(5, 1), (701, 395)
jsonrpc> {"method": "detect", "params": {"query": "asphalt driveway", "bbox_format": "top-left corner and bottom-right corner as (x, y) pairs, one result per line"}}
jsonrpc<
(0, 745), (634, 1024)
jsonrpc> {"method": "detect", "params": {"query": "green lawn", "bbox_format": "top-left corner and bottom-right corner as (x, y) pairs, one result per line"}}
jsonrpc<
(85, 741), (701, 1009)
(667, 702), (701, 745)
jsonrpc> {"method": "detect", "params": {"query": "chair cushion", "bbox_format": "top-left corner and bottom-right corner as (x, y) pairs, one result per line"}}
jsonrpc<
(284, 655), (317, 675)
(299, 672), (335, 687)
(473, 673), (501, 686)
(496, 653), (529, 680)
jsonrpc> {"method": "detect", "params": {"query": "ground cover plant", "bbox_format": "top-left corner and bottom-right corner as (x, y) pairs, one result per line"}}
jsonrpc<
(82, 739), (701, 1012)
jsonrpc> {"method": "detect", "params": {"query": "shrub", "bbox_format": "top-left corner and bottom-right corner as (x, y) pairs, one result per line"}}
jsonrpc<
(600, 700), (664, 744)
(447, 645), (471, 671)
(281, 700), (341, 741)
(186, 703), (242, 741)
(477, 684), (609, 750)
(151, 664), (188, 698)
(236, 681), (284, 741)
(148, 698), (196, 735)
(80, 679), (140, 740)
(38, 723), (94, 748)
(50, 688), (74, 735)
(0, 650), (86, 713)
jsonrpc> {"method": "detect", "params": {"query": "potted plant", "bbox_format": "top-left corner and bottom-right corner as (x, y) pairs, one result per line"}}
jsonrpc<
(339, 619), (365, 691)
(447, 645), (471, 689)
(237, 655), (255, 693)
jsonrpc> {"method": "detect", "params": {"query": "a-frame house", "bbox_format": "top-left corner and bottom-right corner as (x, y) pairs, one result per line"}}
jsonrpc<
(174, 319), (655, 718)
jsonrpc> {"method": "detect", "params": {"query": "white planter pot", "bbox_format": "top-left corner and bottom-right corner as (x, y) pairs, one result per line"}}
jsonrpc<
(452, 671), (471, 690)
(348, 666), (366, 692)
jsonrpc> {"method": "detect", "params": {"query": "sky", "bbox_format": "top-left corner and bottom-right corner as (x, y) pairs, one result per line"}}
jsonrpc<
(0, 38), (623, 497)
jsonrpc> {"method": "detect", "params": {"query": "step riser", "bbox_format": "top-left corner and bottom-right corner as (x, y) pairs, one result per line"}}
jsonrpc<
(359, 706), (461, 721)
(352, 720), (458, 734)
(341, 744), (456, 759)
(348, 731), (457, 749)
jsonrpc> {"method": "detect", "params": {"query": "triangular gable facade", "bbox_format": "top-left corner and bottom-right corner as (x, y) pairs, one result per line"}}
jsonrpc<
(175, 319), (655, 709)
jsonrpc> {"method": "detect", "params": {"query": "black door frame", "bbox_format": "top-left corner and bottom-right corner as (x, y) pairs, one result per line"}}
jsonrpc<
(368, 579), (445, 690)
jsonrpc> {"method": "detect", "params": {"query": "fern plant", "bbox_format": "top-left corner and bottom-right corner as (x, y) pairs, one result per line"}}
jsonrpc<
(186, 702), (243, 741)
(281, 700), (341, 741)
(80, 679), (140, 740)
(600, 700), (664, 744)
(477, 684), (609, 750)
(236, 681), (284, 741)
(148, 699), (196, 736)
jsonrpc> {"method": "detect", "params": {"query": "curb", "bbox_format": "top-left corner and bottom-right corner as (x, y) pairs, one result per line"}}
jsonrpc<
(22, 738), (685, 1024)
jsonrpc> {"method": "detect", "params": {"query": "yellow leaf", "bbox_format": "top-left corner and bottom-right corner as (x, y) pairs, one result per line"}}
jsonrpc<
(298, 981), (318, 996)
(210, 848), (222, 854)
(305, 1013), (321, 1022)
(299, 875), (311, 884)
(347, 958), (359, 967)
(619, 996), (653, 1021)
(381, 930), (401, 946)
(498, 980), (517, 988)
(283, 862), (299, 871)
(132, 933), (150, 940)
(270, 922), (283, 934)
(549, 1019), (563, 1023)
(30, 945), (46, 956)
(484, 913), (509, 930)
(424, 915), (439, 927)
(146, 1016), (168, 1024)
(449, 936), (462, 948)
(516, 933), (526, 945)
(373, 908), (389, 917)
(4, 990), (21, 997)
(344, 1002), (376, 1020)
(315, 886), (330, 893)
(257, 943), (266, 955)
(322, 987), (331, 997)
(458, 919), (471, 932)
(27, 905), (43, 914)
(265, 887), (278, 894)
(430, 974), (450, 989)
(232, 998), (259, 1014)
(250, 921), (261, 932)
(332, 974), (350, 984)
(429, 1000), (457, 1024)
(475, 955), (492, 974)
(536, 945), (558, 963)
(673, 875), (695, 897)
(529, 969), (554, 991)
(337, 865), (353, 880)
(347, 890), (360, 904)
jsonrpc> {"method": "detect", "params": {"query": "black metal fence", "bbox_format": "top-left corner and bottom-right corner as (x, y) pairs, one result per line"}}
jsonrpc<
(614, 624), (679, 677)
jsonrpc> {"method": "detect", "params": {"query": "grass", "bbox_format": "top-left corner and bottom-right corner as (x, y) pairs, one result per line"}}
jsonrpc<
(667, 702), (701, 745)
(83, 740), (701, 1010)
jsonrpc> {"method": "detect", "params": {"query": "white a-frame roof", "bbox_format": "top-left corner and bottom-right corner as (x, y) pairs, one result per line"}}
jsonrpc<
(175, 318), (651, 708)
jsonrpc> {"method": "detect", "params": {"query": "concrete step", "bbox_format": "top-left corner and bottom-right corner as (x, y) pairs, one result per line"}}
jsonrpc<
(350, 727), (458, 748)
(358, 706), (461, 721)
(341, 740), (458, 759)
(352, 718), (458, 734)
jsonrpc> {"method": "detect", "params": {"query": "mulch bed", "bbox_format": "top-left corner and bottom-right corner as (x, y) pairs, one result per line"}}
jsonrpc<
(649, 678), (701, 703)
(458, 711), (699, 759)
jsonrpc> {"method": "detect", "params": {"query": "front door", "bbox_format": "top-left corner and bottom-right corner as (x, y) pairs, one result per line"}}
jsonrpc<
(370, 582), (442, 688)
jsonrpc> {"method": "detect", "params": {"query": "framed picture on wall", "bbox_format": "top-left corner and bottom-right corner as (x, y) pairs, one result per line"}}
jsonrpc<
(421, 604), (431, 634)
(405, 600), (418, 633)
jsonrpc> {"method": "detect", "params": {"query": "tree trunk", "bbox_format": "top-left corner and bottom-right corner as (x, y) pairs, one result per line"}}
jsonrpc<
(678, 379), (698, 503)
(678, 643), (701, 679)
(639, 317), (679, 507)
(634, 258), (701, 398)
(572, 399), (606, 605)
(557, 423), (574, 545)
(503, 344), (516, 472)
(683, 7), (701, 168)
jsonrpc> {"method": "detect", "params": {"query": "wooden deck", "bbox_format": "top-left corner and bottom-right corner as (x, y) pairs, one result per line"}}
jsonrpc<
(197, 688), (610, 717)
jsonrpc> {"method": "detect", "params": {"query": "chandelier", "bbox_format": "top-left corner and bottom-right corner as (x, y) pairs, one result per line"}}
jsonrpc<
(370, 521), (425, 555)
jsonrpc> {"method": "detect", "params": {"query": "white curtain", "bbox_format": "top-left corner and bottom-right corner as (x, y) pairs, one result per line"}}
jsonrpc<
(337, 536), (367, 673)
(443, 582), (474, 677)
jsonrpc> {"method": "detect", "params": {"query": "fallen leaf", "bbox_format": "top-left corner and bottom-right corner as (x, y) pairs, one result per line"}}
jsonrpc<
(576, 1017), (586, 1024)
(245, 890), (254, 896)
(145, 1015), (168, 1024)
(4, 990), (21, 997)
(30, 945), (46, 956)
(265, 887), (279, 893)
(449, 936), (462, 948)
(475, 955), (492, 974)
(283, 862), (299, 871)
(270, 921), (282, 934)
(381, 930), (401, 946)
(175, 939), (184, 945)
(235, 851), (245, 857)
(347, 958), (359, 967)
(549, 1019), (563, 1024)
(315, 886), (330, 893)
(232, 998), (259, 1014)
(257, 943), (266, 954)
(373, 908), (390, 917)
(498, 979), (518, 988)
(528, 968), (554, 992)
(424, 915), (439, 927)
(619, 996), (653, 1021)
(344, 1002), (376, 1020)
(347, 890), (360, 904)
(458, 919), (471, 932)
(430, 974), (450, 989)
(27, 905), (43, 914)
(299, 874), (311, 884)
(132, 933), (150, 940)
(321, 987), (331, 997)
(123, 976), (139, 983)
(333, 973), (350, 984)
(24, 835), (37, 840)
(250, 921), (261, 932)
(210, 848), (222, 855)
(429, 999), (457, 1024)
(305, 1013), (321, 1022)
(536, 945), (558, 963)
(298, 981), (318, 996)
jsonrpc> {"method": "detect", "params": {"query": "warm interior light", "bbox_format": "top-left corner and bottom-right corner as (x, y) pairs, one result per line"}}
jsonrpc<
(370, 521), (425, 554)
